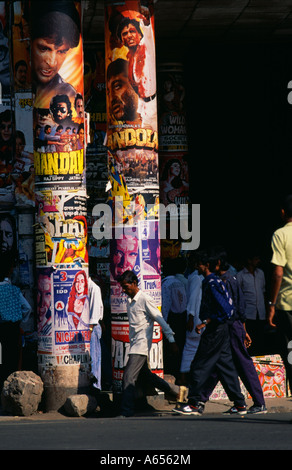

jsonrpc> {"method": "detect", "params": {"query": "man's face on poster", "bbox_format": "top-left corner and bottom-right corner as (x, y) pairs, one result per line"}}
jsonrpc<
(121, 24), (142, 49)
(111, 237), (139, 280)
(37, 274), (52, 321)
(108, 72), (138, 121)
(32, 37), (70, 85)
(0, 219), (13, 253)
(53, 101), (70, 123)
(15, 64), (28, 86)
(75, 98), (84, 118)
(0, 120), (12, 142)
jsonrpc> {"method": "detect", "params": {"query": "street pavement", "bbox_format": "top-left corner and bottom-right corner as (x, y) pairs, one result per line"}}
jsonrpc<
(1, 393), (292, 421)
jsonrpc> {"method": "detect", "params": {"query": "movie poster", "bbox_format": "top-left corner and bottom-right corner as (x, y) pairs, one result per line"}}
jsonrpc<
(105, 0), (159, 222)
(37, 266), (91, 366)
(31, 1), (86, 190)
(35, 188), (88, 266)
(0, 2), (11, 99)
(0, 102), (15, 207)
(157, 63), (191, 259)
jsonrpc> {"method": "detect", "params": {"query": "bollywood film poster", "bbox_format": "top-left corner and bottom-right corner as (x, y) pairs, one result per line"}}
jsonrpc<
(105, 0), (159, 221)
(37, 266), (91, 368)
(110, 219), (163, 386)
(31, 0), (86, 191)
(35, 187), (90, 364)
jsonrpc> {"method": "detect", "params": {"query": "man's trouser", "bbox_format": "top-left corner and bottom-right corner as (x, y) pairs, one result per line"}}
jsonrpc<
(121, 354), (176, 416)
(199, 320), (265, 406)
(188, 321), (246, 408)
(275, 310), (292, 393)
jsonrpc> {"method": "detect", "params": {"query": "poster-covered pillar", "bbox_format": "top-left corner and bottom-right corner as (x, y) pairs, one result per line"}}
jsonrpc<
(104, 0), (163, 392)
(30, 0), (90, 411)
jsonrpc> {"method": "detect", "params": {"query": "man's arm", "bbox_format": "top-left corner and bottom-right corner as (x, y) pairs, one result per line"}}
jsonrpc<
(145, 296), (177, 346)
(267, 264), (283, 327)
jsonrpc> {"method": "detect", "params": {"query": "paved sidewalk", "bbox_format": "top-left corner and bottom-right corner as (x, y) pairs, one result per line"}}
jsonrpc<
(0, 395), (292, 421)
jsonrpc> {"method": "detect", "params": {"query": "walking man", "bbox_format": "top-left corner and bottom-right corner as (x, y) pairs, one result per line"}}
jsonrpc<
(118, 270), (179, 417)
(268, 195), (292, 394)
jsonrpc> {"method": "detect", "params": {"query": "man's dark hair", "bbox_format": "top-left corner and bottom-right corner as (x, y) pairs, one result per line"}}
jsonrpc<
(209, 246), (230, 272)
(282, 195), (292, 218)
(117, 270), (138, 284)
(30, 1), (80, 48)
(195, 249), (219, 273)
(0, 109), (12, 124)
(107, 58), (129, 82)
(74, 93), (83, 108)
(50, 94), (72, 118)
(15, 60), (27, 72)
(116, 17), (143, 42)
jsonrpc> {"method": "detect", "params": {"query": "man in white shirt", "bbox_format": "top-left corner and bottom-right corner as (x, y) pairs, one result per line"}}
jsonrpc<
(179, 261), (204, 384)
(118, 270), (179, 417)
(89, 278), (104, 392)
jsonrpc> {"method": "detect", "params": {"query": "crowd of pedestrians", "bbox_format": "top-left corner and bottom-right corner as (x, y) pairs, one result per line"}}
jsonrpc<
(1, 195), (292, 420)
(159, 194), (292, 416)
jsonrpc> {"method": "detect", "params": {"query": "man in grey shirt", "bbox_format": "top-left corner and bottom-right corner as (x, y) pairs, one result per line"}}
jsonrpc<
(236, 251), (266, 355)
(118, 270), (179, 417)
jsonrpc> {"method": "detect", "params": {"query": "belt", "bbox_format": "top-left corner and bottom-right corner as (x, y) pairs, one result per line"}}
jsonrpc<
(143, 92), (156, 102)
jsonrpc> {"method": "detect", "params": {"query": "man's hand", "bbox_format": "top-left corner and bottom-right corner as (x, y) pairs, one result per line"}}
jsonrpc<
(195, 323), (207, 335)
(267, 305), (277, 328)
(244, 332), (252, 348)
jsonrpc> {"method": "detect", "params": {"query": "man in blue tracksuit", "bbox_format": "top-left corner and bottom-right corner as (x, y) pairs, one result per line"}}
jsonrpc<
(173, 250), (247, 416)
(199, 253), (267, 414)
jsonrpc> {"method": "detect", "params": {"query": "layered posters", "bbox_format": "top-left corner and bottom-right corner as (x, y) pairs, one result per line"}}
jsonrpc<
(157, 63), (191, 260)
(31, 1), (89, 368)
(105, 0), (163, 389)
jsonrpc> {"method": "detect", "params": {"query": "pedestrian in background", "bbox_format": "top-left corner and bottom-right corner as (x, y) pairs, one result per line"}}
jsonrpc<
(0, 253), (32, 392)
(236, 249), (266, 355)
(162, 258), (187, 381)
(178, 252), (203, 386)
(88, 277), (104, 394)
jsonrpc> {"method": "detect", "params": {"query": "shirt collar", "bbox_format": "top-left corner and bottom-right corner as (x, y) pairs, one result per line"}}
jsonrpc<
(129, 289), (142, 303)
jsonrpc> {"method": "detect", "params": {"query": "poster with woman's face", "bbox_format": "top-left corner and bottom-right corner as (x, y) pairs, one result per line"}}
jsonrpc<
(160, 154), (190, 207)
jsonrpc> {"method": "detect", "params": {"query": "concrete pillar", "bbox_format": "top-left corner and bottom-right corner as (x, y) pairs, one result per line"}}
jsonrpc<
(104, 0), (163, 392)
(30, 0), (90, 411)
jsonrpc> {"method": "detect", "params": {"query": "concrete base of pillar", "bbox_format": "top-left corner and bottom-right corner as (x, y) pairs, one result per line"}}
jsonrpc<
(39, 365), (91, 412)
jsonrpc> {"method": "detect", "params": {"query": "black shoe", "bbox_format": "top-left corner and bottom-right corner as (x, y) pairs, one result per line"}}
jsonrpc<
(223, 405), (247, 415)
(247, 404), (267, 414)
(172, 402), (204, 416)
